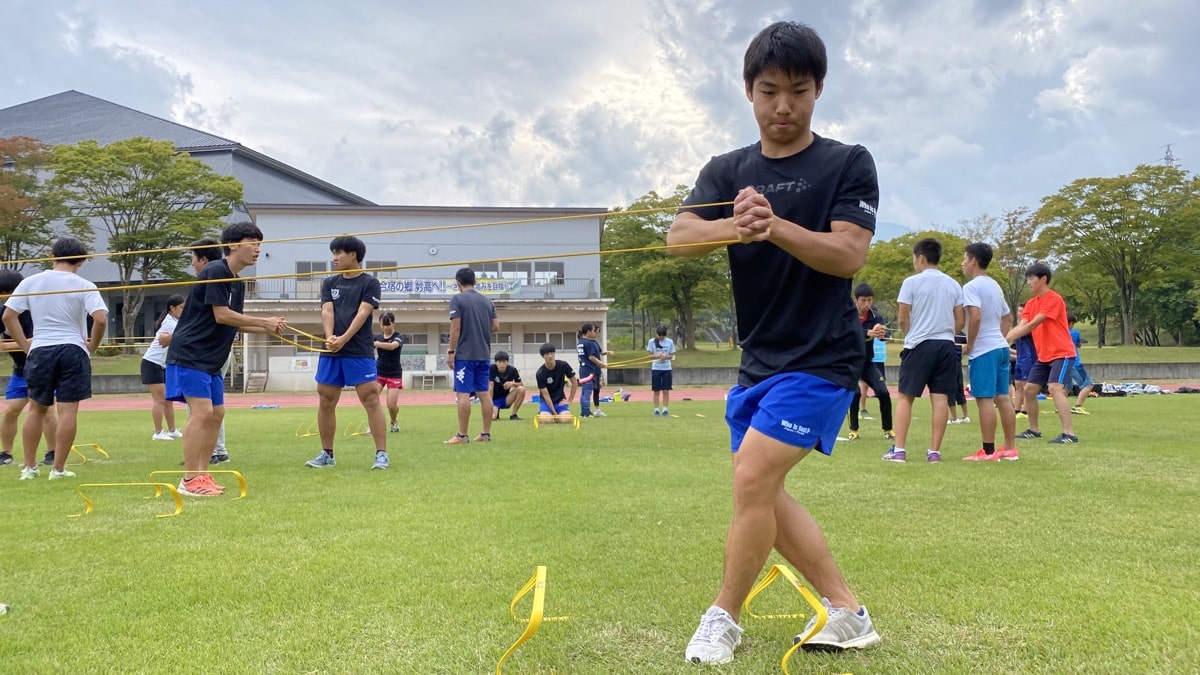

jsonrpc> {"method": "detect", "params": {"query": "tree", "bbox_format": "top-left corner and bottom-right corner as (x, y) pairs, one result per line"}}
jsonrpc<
(954, 207), (1041, 313)
(0, 136), (75, 268)
(601, 187), (730, 350)
(1053, 262), (1117, 346)
(1036, 164), (1200, 344)
(50, 137), (243, 349)
(601, 191), (671, 348)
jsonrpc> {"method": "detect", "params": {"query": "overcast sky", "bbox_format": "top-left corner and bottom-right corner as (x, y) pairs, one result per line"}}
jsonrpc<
(3, 0), (1197, 230)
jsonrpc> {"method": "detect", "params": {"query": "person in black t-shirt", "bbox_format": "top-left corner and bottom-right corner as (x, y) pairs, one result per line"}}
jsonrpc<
(846, 283), (893, 440)
(373, 312), (404, 433)
(670, 22), (881, 664)
(166, 222), (286, 496)
(305, 236), (388, 471)
(0, 269), (58, 467)
(534, 343), (577, 424)
(489, 350), (526, 420)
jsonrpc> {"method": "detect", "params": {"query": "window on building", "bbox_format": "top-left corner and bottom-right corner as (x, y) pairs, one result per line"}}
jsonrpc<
(533, 261), (565, 285)
(296, 261), (328, 275)
(398, 333), (428, 354)
(500, 261), (532, 283)
(365, 260), (397, 272)
(523, 332), (570, 350)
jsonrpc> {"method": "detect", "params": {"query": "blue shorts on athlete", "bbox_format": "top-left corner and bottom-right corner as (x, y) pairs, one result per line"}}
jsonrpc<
(968, 347), (1011, 399)
(5, 373), (27, 400)
(539, 399), (570, 415)
(453, 359), (490, 394)
(1069, 363), (1093, 390)
(493, 395), (513, 410)
(725, 371), (853, 456)
(316, 356), (377, 388)
(1014, 357), (1035, 382)
(1027, 358), (1072, 387)
(166, 364), (225, 406)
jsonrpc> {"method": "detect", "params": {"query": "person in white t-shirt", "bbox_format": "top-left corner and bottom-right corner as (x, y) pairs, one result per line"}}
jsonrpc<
(2, 238), (108, 480)
(142, 294), (185, 441)
(959, 243), (1019, 462)
(883, 237), (964, 464)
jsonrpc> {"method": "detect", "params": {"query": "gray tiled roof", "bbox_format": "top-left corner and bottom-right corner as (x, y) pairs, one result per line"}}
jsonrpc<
(0, 90), (237, 150)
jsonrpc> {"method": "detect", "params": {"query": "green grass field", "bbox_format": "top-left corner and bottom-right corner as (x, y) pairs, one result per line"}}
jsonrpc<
(2, 395), (1198, 673)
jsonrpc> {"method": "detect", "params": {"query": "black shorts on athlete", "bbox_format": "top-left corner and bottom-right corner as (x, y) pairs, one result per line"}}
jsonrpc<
(1026, 358), (1072, 387)
(897, 340), (959, 398)
(141, 360), (166, 385)
(26, 345), (92, 406)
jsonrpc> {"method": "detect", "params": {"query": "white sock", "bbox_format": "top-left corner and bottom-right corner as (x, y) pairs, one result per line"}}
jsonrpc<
(894, 447), (906, 453)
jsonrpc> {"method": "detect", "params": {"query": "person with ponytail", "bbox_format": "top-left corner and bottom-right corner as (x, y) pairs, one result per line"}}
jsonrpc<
(142, 294), (186, 440)
(646, 325), (676, 416)
(576, 322), (611, 417)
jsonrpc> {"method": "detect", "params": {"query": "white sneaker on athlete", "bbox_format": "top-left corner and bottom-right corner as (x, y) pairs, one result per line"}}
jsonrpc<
(592, 409), (607, 417)
(152, 431), (174, 441)
(797, 598), (881, 652)
(685, 606), (743, 665)
(167, 429), (183, 439)
(48, 468), (77, 480)
(19, 466), (39, 481)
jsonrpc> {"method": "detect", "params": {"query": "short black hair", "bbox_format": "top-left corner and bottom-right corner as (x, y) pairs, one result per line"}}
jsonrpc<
(539, 342), (556, 356)
(744, 22), (828, 87)
(1026, 262), (1053, 284)
(1067, 313), (1077, 324)
(655, 325), (668, 337)
(0, 269), (23, 295)
(579, 322), (599, 337)
(494, 351), (510, 362)
(330, 235), (366, 264)
(853, 282), (875, 299)
(964, 242), (994, 269)
(912, 238), (942, 265)
(380, 311), (395, 326)
(221, 221), (264, 255)
(52, 237), (89, 264)
(190, 238), (223, 264)
(455, 267), (476, 286)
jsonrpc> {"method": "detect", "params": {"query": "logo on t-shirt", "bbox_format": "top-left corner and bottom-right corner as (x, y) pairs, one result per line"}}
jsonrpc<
(858, 200), (878, 217)
(331, 289), (341, 300)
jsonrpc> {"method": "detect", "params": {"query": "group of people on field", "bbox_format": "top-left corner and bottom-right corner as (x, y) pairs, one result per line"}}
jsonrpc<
(845, 237), (1092, 465)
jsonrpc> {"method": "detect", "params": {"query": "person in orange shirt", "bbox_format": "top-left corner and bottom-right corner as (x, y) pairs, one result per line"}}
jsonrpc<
(1005, 263), (1078, 444)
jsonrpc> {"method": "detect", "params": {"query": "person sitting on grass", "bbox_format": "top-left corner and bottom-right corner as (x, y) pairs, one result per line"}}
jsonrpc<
(489, 351), (526, 420)
(535, 343), (578, 424)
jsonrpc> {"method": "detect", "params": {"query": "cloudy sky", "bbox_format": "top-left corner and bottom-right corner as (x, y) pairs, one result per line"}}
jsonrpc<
(3, 0), (1197, 230)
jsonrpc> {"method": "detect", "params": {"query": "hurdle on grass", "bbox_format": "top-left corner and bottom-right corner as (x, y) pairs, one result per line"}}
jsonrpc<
(294, 421), (319, 438)
(67, 443), (110, 465)
(70, 482), (183, 519)
(149, 470), (249, 499)
(496, 565), (569, 674)
(742, 564), (828, 675)
(532, 414), (580, 430)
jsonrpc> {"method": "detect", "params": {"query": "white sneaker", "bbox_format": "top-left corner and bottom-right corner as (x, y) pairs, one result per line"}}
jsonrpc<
(152, 431), (174, 441)
(167, 429), (183, 439)
(685, 606), (743, 664)
(48, 468), (77, 480)
(592, 409), (607, 417)
(797, 598), (881, 652)
(960, 416), (971, 424)
(19, 466), (39, 481)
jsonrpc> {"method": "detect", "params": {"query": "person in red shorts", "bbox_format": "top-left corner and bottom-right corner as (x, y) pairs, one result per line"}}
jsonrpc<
(373, 312), (404, 433)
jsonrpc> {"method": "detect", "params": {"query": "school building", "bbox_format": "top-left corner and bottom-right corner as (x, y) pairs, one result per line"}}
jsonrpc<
(0, 91), (612, 391)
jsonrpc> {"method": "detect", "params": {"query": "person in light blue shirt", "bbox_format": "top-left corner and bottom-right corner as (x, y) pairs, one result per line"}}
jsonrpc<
(1066, 314), (1095, 414)
(646, 325), (676, 416)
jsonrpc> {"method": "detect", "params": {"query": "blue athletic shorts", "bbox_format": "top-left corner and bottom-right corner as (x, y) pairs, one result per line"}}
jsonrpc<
(166, 364), (225, 406)
(968, 347), (1011, 399)
(651, 370), (673, 391)
(725, 371), (853, 456)
(453, 359), (490, 394)
(5, 373), (28, 400)
(1014, 357), (1035, 382)
(1027, 358), (1071, 387)
(316, 356), (377, 388)
(493, 396), (512, 410)
(1070, 363), (1093, 390)
(539, 399), (570, 415)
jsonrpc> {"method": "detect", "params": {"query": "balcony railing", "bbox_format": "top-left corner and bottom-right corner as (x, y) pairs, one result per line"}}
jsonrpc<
(246, 277), (599, 301)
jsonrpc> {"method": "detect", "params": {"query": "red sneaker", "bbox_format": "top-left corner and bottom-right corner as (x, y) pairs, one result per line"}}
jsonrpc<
(179, 474), (222, 496)
(996, 447), (1020, 461)
(962, 449), (996, 461)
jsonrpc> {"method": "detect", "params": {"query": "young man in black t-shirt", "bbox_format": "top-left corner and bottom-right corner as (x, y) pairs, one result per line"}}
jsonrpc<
(305, 236), (387, 471)
(489, 351), (526, 420)
(847, 283), (894, 440)
(167, 222), (286, 496)
(534, 343), (577, 424)
(669, 22), (881, 664)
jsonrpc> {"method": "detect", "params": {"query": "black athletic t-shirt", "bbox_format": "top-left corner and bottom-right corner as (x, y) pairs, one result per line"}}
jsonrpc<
(0, 303), (33, 376)
(490, 364), (522, 400)
(536, 361), (575, 404)
(859, 307), (885, 361)
(680, 135), (879, 390)
(320, 273), (381, 359)
(167, 259), (244, 375)
(374, 332), (403, 377)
